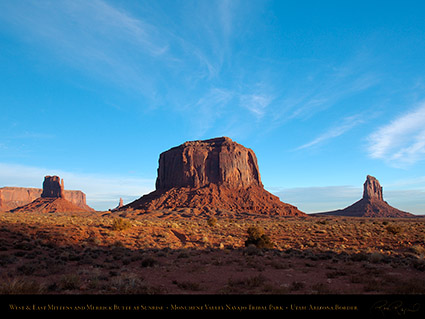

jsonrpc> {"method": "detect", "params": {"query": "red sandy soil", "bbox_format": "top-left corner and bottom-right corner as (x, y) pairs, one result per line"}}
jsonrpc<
(0, 210), (424, 294)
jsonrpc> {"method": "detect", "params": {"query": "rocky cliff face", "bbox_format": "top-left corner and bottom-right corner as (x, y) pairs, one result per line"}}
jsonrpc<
(41, 176), (64, 198)
(0, 187), (93, 212)
(363, 175), (383, 201)
(9, 175), (93, 213)
(156, 137), (262, 190)
(316, 175), (413, 218)
(120, 137), (305, 217)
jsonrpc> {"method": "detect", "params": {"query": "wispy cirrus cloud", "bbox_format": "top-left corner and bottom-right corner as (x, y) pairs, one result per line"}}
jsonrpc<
(296, 114), (365, 150)
(0, 0), (170, 99)
(240, 93), (273, 118)
(270, 52), (381, 127)
(368, 101), (425, 167)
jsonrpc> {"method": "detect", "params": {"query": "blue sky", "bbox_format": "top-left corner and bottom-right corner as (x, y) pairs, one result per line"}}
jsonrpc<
(1, 0), (425, 213)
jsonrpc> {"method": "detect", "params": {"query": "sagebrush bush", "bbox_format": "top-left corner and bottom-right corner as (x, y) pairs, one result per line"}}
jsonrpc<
(111, 218), (132, 231)
(245, 226), (274, 249)
(207, 217), (217, 227)
(386, 224), (402, 235)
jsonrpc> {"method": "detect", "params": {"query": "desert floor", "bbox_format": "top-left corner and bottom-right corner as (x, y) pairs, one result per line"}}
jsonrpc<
(0, 210), (424, 294)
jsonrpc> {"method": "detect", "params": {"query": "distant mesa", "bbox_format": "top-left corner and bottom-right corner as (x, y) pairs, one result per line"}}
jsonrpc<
(7, 176), (93, 213)
(0, 182), (93, 212)
(118, 137), (305, 217)
(315, 175), (414, 218)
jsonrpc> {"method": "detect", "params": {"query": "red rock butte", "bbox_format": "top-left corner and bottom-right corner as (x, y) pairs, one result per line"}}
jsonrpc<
(0, 187), (93, 212)
(9, 176), (93, 214)
(316, 175), (414, 218)
(119, 137), (305, 217)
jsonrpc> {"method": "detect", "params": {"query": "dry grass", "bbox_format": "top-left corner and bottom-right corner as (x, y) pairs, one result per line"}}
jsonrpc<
(1, 211), (425, 294)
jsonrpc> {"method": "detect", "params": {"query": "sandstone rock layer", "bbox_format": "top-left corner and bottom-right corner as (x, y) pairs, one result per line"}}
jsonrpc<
(316, 175), (413, 217)
(156, 137), (262, 190)
(120, 137), (305, 217)
(0, 187), (93, 211)
(41, 176), (64, 198)
(8, 176), (93, 213)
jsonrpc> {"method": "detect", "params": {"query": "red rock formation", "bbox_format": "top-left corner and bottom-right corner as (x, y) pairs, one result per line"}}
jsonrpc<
(0, 187), (42, 212)
(110, 198), (124, 212)
(120, 137), (305, 217)
(156, 137), (262, 190)
(41, 176), (64, 198)
(363, 175), (383, 201)
(0, 187), (93, 211)
(10, 197), (89, 214)
(316, 175), (413, 218)
(9, 176), (93, 213)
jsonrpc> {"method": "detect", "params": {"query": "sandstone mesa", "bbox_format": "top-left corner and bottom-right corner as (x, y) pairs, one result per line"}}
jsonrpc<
(118, 137), (305, 217)
(8, 176), (94, 214)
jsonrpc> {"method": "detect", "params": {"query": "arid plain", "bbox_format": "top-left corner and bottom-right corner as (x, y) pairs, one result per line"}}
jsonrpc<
(1, 211), (424, 294)
(1, 137), (425, 295)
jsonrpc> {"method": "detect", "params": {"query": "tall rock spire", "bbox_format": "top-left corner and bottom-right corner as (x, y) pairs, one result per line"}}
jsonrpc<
(316, 175), (413, 217)
(363, 175), (383, 201)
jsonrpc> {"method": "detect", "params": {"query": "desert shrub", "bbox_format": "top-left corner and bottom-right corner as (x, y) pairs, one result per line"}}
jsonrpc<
(141, 257), (159, 268)
(385, 224), (402, 235)
(172, 280), (202, 291)
(410, 245), (425, 256)
(227, 274), (267, 289)
(311, 283), (332, 294)
(244, 244), (263, 256)
(369, 252), (384, 263)
(17, 263), (37, 275)
(351, 252), (369, 262)
(0, 279), (44, 294)
(207, 217), (217, 227)
(59, 274), (81, 290)
(363, 278), (381, 292)
(392, 278), (425, 294)
(326, 270), (347, 278)
(111, 218), (132, 231)
(109, 275), (164, 294)
(0, 254), (16, 266)
(245, 226), (274, 249)
(412, 258), (425, 271)
(289, 281), (305, 292)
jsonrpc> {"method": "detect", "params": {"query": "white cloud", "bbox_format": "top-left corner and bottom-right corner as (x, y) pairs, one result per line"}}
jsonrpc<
(240, 93), (273, 118)
(0, 163), (154, 211)
(368, 102), (425, 166)
(296, 114), (364, 150)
